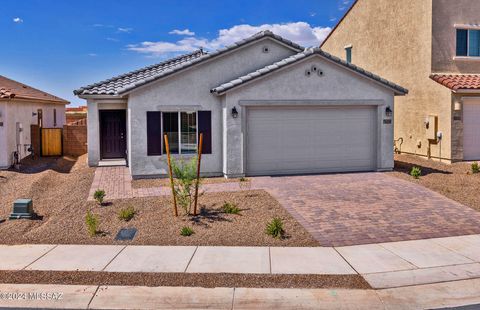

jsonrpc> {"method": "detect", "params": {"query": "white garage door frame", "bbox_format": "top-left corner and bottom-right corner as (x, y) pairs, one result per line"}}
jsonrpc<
(240, 100), (385, 176)
(463, 97), (480, 161)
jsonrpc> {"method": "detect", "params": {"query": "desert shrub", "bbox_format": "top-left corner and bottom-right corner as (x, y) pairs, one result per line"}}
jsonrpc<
(265, 218), (285, 239)
(93, 189), (106, 205)
(222, 202), (240, 214)
(472, 162), (480, 174)
(171, 157), (201, 215)
(118, 206), (135, 221)
(180, 226), (194, 236)
(85, 210), (99, 237)
(410, 167), (421, 179)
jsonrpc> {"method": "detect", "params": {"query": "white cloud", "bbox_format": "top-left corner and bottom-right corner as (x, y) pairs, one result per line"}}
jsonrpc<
(128, 22), (331, 57)
(117, 27), (133, 33)
(106, 37), (119, 42)
(88, 53), (98, 57)
(169, 29), (195, 36)
(13, 17), (23, 23)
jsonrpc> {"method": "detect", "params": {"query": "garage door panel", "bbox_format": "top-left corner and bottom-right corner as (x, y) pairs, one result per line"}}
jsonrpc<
(246, 106), (376, 175)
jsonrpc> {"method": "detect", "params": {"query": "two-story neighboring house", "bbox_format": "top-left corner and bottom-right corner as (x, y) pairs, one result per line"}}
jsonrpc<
(322, 0), (480, 162)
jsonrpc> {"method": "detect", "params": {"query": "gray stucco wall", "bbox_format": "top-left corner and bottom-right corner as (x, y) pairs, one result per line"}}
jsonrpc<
(222, 55), (396, 177)
(126, 38), (297, 178)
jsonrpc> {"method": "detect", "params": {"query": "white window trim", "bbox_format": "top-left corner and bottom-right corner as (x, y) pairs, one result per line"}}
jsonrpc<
(454, 24), (480, 30)
(160, 111), (198, 155)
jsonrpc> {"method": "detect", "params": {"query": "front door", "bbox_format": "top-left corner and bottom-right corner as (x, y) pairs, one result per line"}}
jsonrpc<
(100, 110), (126, 159)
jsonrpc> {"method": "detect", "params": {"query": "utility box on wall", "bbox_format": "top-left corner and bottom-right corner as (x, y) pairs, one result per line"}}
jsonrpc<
(426, 115), (438, 140)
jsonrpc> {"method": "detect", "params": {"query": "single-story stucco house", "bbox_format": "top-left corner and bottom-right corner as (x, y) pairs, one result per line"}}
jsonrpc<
(74, 31), (407, 178)
(0, 75), (68, 169)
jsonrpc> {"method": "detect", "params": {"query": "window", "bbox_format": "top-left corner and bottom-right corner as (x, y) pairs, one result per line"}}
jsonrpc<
(53, 108), (57, 127)
(457, 29), (480, 57)
(147, 110), (212, 156)
(163, 112), (180, 154)
(180, 112), (197, 154)
(345, 46), (352, 63)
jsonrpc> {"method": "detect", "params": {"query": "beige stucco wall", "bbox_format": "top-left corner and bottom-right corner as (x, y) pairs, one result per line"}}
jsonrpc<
(432, 0), (480, 73)
(322, 0), (454, 161)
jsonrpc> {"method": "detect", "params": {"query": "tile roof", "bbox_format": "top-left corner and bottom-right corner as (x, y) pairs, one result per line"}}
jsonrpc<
(0, 75), (69, 104)
(430, 74), (480, 91)
(74, 30), (304, 97)
(210, 47), (408, 95)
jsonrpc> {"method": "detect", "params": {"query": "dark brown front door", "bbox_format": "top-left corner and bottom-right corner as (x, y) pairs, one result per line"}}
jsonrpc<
(100, 110), (126, 159)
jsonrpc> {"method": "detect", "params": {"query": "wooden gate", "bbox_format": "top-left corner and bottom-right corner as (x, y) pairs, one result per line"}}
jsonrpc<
(41, 128), (63, 156)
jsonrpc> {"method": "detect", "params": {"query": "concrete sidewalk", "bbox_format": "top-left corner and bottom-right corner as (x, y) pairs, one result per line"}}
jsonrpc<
(2, 234), (480, 288)
(1, 279), (480, 309)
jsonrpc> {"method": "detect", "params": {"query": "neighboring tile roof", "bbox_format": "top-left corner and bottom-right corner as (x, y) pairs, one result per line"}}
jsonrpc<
(430, 74), (480, 91)
(210, 47), (408, 95)
(74, 30), (304, 97)
(0, 75), (69, 104)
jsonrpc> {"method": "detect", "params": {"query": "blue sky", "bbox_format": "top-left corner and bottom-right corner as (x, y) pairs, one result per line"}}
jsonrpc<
(1, 0), (353, 106)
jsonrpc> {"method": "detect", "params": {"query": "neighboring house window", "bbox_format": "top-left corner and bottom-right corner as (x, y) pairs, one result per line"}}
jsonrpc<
(146, 111), (212, 156)
(37, 109), (43, 127)
(345, 45), (352, 63)
(53, 108), (57, 127)
(457, 29), (480, 57)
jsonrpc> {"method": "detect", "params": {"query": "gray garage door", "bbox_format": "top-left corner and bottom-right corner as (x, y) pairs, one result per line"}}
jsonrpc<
(246, 106), (377, 176)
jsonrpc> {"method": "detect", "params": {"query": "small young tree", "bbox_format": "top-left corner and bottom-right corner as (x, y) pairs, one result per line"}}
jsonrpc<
(171, 157), (202, 216)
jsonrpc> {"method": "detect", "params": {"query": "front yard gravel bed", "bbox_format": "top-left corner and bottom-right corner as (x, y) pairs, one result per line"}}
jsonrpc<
(387, 154), (480, 212)
(0, 271), (370, 289)
(0, 155), (317, 246)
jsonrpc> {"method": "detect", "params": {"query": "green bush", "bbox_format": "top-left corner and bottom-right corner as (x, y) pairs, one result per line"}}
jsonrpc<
(265, 218), (285, 239)
(85, 210), (99, 237)
(222, 202), (240, 214)
(180, 226), (194, 236)
(118, 206), (135, 221)
(410, 167), (422, 179)
(93, 189), (106, 205)
(171, 157), (201, 215)
(472, 162), (480, 174)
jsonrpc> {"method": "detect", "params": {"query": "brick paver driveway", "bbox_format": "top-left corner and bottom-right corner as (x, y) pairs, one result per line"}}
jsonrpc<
(255, 173), (480, 247)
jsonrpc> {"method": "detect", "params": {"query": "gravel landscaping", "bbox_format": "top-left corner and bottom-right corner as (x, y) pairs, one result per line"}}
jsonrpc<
(0, 156), (318, 246)
(0, 271), (370, 289)
(387, 154), (480, 211)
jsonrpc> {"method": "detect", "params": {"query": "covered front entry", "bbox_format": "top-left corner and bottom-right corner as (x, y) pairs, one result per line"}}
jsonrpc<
(463, 98), (480, 160)
(100, 110), (126, 159)
(246, 105), (377, 176)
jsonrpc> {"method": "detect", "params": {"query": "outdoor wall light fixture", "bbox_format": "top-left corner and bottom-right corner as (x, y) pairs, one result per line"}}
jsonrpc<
(32, 112), (37, 117)
(231, 106), (239, 118)
(385, 106), (393, 117)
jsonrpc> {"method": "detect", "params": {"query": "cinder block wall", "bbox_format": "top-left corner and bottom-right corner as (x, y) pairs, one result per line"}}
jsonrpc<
(63, 125), (87, 156)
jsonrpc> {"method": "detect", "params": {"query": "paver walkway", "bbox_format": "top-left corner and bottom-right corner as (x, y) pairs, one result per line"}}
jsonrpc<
(88, 167), (480, 246)
(3, 235), (480, 289)
(1, 279), (480, 309)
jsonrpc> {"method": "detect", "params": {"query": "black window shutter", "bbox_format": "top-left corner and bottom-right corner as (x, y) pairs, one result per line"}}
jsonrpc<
(147, 112), (162, 156)
(198, 111), (212, 154)
(457, 29), (468, 56)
